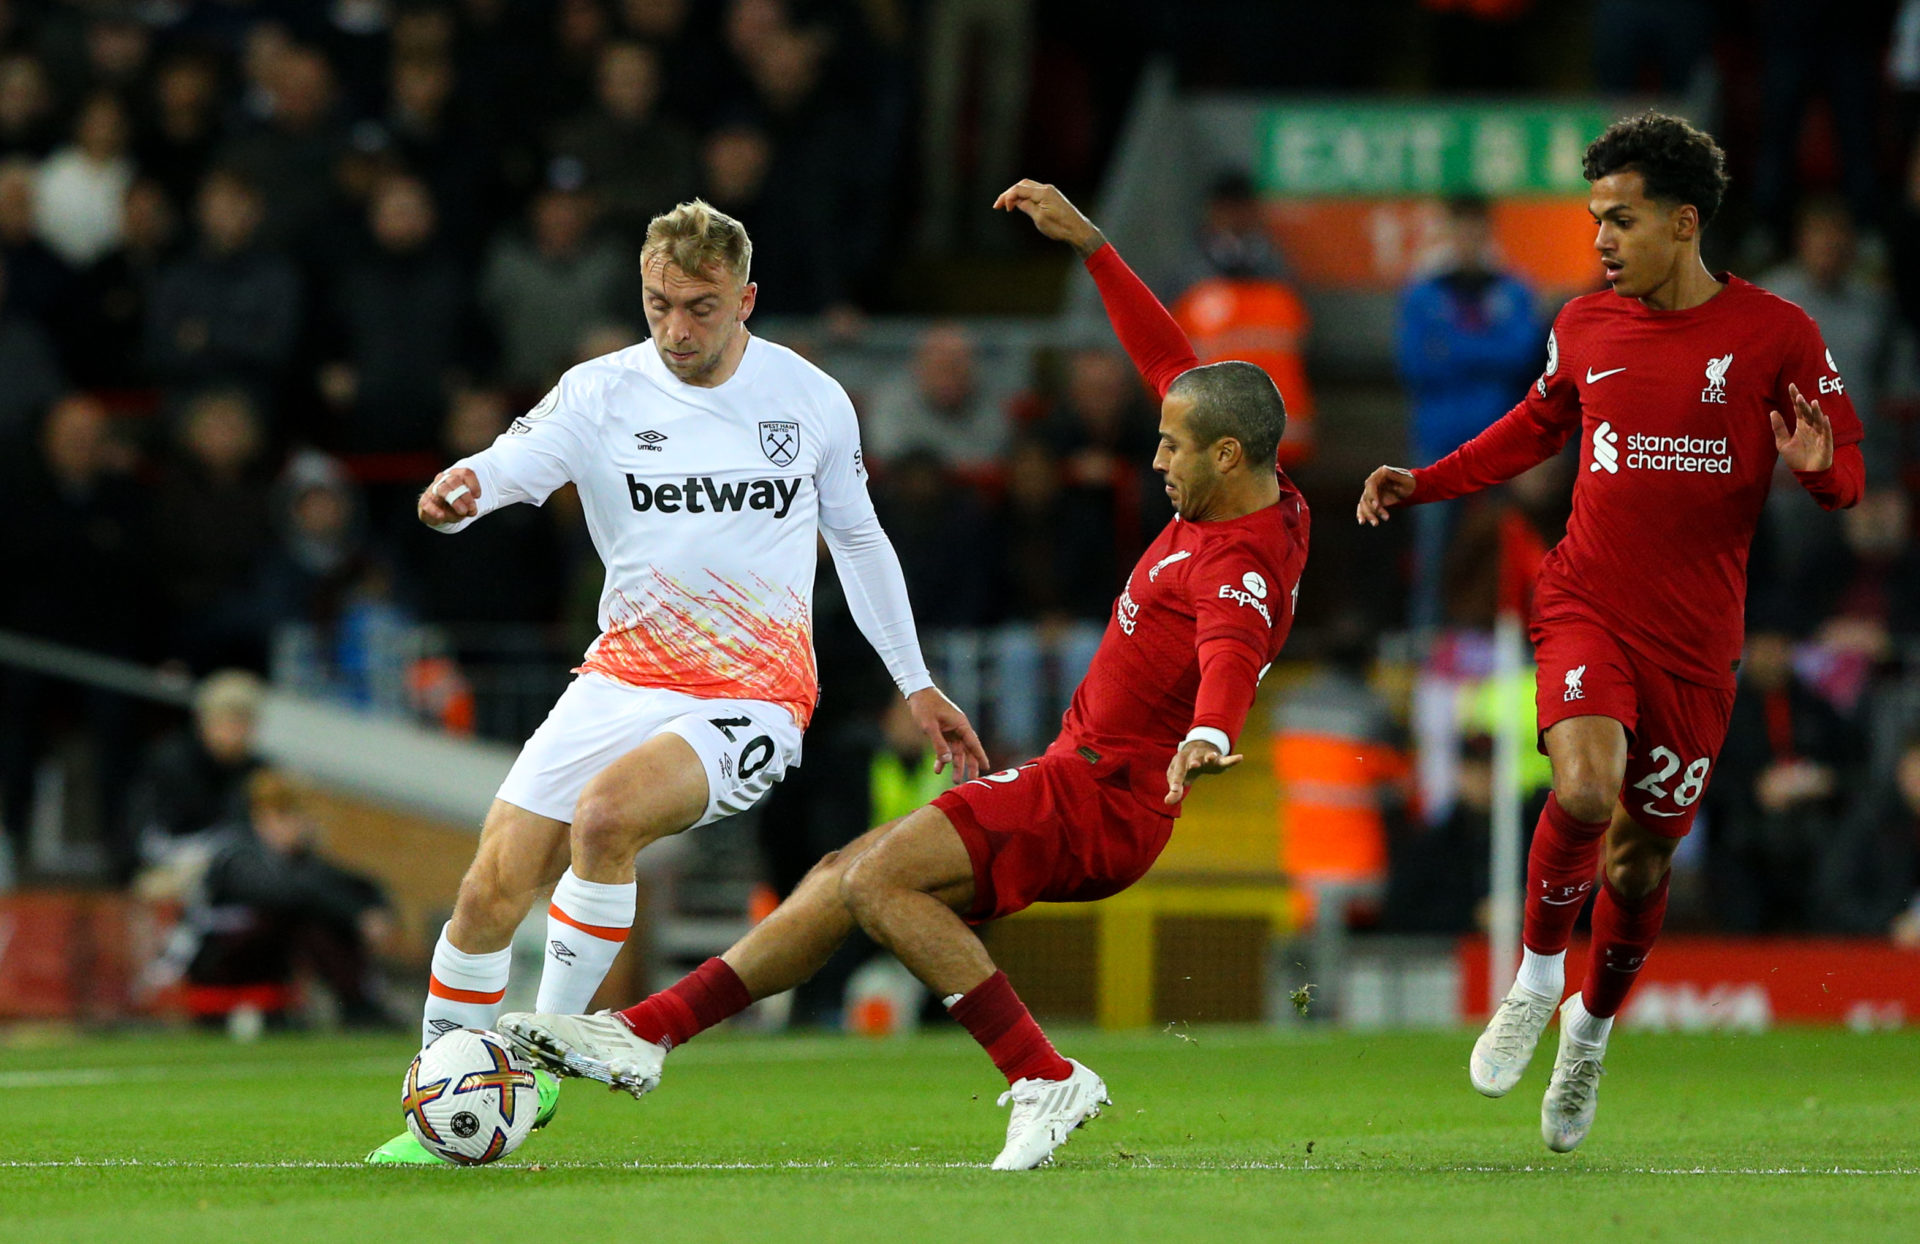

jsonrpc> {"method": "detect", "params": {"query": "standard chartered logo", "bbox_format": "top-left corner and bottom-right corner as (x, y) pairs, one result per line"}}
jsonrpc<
(1590, 421), (1619, 473)
(1589, 422), (1733, 476)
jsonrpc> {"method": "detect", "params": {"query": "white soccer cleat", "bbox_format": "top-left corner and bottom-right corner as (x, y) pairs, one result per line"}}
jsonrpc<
(497, 1010), (667, 1100)
(990, 1059), (1110, 1171)
(1540, 996), (1607, 1152)
(1470, 982), (1558, 1097)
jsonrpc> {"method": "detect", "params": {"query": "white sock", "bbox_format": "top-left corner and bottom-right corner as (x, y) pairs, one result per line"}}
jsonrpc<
(1514, 948), (1565, 1000)
(1562, 992), (1613, 1048)
(536, 868), (636, 1014)
(422, 924), (512, 1049)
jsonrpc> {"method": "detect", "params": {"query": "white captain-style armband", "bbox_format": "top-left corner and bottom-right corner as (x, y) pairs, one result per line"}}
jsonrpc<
(1182, 726), (1231, 755)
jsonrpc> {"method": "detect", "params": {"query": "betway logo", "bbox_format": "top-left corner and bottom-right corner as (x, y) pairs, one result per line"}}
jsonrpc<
(1589, 423), (1732, 475)
(627, 474), (802, 517)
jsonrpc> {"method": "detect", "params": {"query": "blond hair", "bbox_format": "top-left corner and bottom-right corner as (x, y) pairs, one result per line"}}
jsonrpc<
(640, 198), (752, 286)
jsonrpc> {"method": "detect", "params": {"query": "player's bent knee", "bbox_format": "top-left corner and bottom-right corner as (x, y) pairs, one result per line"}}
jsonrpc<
(1552, 769), (1619, 825)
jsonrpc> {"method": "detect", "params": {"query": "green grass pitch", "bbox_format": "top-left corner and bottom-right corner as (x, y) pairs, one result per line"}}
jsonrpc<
(2, 1025), (1916, 1243)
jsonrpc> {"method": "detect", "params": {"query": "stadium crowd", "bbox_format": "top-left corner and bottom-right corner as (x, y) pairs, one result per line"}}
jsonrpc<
(0, 0), (1918, 1018)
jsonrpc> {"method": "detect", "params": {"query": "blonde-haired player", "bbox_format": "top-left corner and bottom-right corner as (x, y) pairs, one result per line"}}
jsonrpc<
(369, 200), (985, 1163)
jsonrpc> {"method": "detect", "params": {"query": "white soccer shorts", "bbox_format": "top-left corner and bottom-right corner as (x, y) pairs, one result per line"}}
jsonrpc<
(496, 673), (802, 827)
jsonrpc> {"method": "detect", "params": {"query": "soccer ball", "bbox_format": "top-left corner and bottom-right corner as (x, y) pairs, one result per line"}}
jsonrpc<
(401, 1029), (539, 1165)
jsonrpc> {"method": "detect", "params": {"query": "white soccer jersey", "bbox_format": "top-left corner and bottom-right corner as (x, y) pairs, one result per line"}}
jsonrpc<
(437, 335), (931, 727)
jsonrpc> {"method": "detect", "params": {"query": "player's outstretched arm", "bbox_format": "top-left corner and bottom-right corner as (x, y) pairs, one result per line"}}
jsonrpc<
(418, 466), (481, 528)
(1356, 465), (1417, 526)
(996, 178), (1198, 399)
(905, 686), (989, 783)
(1165, 739), (1243, 806)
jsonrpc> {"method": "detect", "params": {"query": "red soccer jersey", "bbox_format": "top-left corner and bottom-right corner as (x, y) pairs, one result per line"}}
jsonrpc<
(1409, 276), (1864, 687)
(1054, 488), (1310, 814)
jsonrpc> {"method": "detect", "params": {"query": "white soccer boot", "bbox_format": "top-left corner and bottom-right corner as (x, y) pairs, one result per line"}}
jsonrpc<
(498, 1010), (667, 1100)
(1540, 996), (1607, 1152)
(990, 1059), (1110, 1171)
(1469, 980), (1559, 1097)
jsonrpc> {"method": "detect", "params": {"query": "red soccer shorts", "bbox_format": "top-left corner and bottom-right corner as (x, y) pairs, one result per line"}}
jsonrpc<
(1532, 607), (1737, 838)
(932, 749), (1175, 923)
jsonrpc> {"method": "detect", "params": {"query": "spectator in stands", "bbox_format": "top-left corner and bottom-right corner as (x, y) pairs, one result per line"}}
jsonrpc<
(0, 251), (66, 439)
(1707, 628), (1864, 932)
(862, 323), (1008, 469)
(1394, 195), (1540, 632)
(917, 0), (1031, 252)
(987, 439), (1111, 754)
(549, 40), (697, 247)
(216, 42), (347, 257)
(480, 160), (629, 389)
(1590, 0), (1714, 100)
(0, 157), (74, 325)
(1383, 733), (1495, 934)
(1036, 346), (1161, 555)
(1750, 0), (1882, 261)
(66, 177), (178, 389)
(0, 54), (58, 160)
(183, 770), (397, 1029)
(399, 388), (567, 629)
(0, 394), (149, 879)
(1882, 737), (1920, 948)
(137, 52), (224, 216)
(145, 168), (302, 409)
(154, 390), (275, 671)
(871, 449), (993, 629)
(34, 92), (135, 269)
(63, 12), (154, 102)
(1761, 198), (1896, 479)
(1173, 170), (1315, 466)
(322, 173), (470, 452)
(382, 50), (496, 256)
(127, 670), (266, 863)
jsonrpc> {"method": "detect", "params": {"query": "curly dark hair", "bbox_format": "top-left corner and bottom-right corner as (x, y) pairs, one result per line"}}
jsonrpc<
(1583, 111), (1730, 225)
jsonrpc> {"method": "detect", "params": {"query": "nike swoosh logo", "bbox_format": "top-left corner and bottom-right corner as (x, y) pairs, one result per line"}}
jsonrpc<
(1641, 805), (1685, 818)
(1585, 367), (1627, 383)
(1540, 895), (1587, 906)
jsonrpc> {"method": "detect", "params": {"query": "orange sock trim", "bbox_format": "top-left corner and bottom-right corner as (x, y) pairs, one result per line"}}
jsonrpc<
(548, 902), (631, 942)
(428, 976), (507, 1004)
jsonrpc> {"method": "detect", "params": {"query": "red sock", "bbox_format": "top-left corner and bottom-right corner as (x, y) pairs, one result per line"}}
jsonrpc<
(615, 957), (752, 1051)
(1522, 794), (1610, 955)
(949, 970), (1073, 1086)
(1581, 873), (1668, 1018)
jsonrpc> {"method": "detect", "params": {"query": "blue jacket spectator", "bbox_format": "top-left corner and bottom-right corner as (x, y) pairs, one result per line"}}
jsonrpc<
(1395, 202), (1540, 465)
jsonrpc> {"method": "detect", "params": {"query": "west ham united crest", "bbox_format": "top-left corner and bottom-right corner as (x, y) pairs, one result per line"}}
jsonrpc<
(759, 420), (799, 467)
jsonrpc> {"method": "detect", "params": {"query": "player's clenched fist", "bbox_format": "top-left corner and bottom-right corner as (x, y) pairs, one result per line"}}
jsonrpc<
(994, 179), (1106, 258)
(1355, 465), (1416, 526)
(418, 466), (481, 528)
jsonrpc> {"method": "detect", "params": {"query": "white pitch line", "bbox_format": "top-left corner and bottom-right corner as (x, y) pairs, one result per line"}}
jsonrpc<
(0, 1058), (400, 1090)
(0, 1159), (1915, 1176)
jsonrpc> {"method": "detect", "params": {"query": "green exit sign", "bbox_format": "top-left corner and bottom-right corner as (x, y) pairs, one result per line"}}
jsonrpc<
(1258, 104), (1618, 197)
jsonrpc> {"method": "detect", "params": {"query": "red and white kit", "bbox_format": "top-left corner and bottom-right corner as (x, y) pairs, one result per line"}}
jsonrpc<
(1410, 276), (1865, 835)
(935, 245), (1311, 919)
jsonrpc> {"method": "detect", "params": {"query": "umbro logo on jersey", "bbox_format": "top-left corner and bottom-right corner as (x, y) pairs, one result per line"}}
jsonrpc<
(1701, 352), (1732, 404)
(635, 430), (668, 451)
(1590, 421), (1619, 473)
(626, 473), (802, 518)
